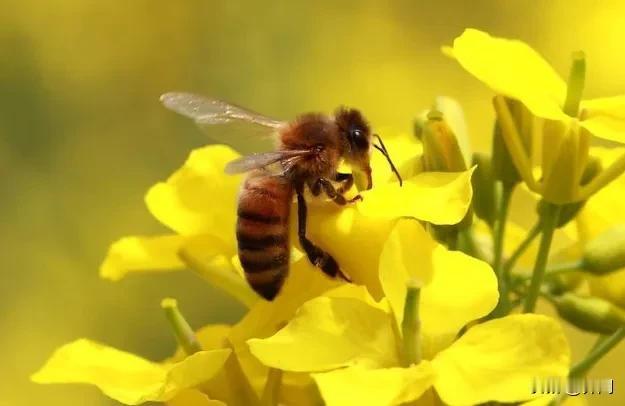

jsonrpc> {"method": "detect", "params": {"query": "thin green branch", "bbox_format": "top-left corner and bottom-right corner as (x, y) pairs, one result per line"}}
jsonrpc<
(523, 204), (562, 313)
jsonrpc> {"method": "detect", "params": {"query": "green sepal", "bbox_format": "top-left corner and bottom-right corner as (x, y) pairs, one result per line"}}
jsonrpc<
(471, 152), (496, 227)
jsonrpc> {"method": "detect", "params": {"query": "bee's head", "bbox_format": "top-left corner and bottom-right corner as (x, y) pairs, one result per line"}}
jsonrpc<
(335, 107), (373, 189)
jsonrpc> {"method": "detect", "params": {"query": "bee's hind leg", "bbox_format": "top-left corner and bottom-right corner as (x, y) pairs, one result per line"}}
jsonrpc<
(295, 185), (351, 282)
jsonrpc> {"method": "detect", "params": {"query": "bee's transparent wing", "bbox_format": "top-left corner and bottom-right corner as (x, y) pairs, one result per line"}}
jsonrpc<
(224, 149), (313, 175)
(160, 92), (285, 128)
(160, 92), (286, 153)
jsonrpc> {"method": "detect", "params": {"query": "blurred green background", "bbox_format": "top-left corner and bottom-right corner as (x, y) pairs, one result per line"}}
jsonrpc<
(2, 1), (624, 405)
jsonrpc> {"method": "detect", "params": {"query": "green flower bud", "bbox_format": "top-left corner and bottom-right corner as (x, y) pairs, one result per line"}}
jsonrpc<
(536, 156), (602, 228)
(582, 225), (625, 275)
(471, 152), (496, 227)
(421, 110), (467, 173)
(421, 110), (472, 241)
(551, 292), (625, 335)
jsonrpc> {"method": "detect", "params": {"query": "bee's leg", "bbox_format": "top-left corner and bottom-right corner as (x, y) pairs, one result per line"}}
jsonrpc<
(315, 178), (362, 205)
(296, 185), (351, 282)
(308, 179), (322, 196)
(334, 172), (354, 194)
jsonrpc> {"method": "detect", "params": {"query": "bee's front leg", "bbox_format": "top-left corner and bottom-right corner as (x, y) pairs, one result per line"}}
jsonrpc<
(314, 178), (362, 205)
(334, 172), (354, 194)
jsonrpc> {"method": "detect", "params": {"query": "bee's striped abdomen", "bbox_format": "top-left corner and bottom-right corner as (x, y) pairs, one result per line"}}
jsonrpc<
(236, 172), (293, 300)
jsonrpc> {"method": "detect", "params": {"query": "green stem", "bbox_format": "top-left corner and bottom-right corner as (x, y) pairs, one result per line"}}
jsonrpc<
(563, 51), (586, 117)
(569, 327), (625, 377)
(261, 368), (283, 406)
(544, 260), (584, 276)
(493, 183), (514, 276)
(523, 204), (562, 313)
(458, 227), (478, 257)
(401, 281), (421, 366)
(590, 334), (608, 352)
(489, 183), (514, 317)
(502, 222), (540, 278)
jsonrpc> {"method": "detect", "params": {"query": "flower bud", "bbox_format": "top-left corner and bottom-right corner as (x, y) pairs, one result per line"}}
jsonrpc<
(421, 110), (467, 172)
(471, 152), (496, 227)
(551, 292), (625, 335)
(582, 225), (625, 275)
(492, 99), (533, 186)
(421, 110), (472, 239)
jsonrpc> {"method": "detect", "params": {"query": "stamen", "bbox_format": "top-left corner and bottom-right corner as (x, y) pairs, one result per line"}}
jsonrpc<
(161, 298), (202, 355)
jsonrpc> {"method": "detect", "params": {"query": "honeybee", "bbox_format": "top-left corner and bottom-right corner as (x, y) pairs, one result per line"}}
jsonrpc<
(161, 93), (401, 300)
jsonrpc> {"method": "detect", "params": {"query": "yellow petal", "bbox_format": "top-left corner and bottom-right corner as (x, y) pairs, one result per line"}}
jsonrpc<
(379, 219), (498, 358)
(167, 389), (226, 406)
(522, 394), (587, 406)
(179, 235), (257, 307)
(306, 202), (395, 299)
(99, 235), (185, 281)
(228, 258), (342, 395)
(421, 246), (498, 357)
(145, 145), (243, 237)
(379, 219), (437, 328)
(229, 257), (341, 347)
(312, 363), (435, 406)
(581, 95), (625, 143)
(358, 168), (475, 225)
(32, 339), (231, 405)
(432, 314), (570, 405)
(449, 29), (567, 121)
(581, 117), (625, 144)
(247, 295), (399, 372)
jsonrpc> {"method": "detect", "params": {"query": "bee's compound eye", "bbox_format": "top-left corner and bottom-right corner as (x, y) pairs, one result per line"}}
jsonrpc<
(350, 128), (368, 150)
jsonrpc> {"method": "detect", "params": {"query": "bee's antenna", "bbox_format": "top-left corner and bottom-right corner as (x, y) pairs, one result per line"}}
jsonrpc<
(373, 134), (403, 186)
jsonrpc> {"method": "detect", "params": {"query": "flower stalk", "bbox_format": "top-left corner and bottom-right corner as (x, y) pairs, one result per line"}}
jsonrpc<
(503, 222), (541, 278)
(523, 203), (562, 313)
(569, 327), (625, 378)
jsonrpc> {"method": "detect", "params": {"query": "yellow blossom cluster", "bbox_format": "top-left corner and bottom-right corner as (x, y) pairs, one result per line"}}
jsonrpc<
(32, 28), (625, 406)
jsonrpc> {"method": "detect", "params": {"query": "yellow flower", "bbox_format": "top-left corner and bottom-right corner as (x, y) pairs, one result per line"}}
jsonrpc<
(447, 28), (625, 138)
(248, 220), (571, 405)
(99, 138), (475, 300)
(34, 134), (479, 405)
(32, 256), (348, 406)
(446, 29), (625, 203)
(31, 338), (232, 405)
